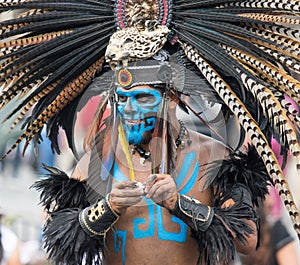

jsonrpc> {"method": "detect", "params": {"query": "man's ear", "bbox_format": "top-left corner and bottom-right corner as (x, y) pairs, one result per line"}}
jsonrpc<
(168, 100), (177, 109)
(168, 92), (179, 109)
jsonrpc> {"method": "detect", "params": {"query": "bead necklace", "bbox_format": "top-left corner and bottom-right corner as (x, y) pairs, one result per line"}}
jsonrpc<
(175, 120), (192, 149)
(131, 145), (151, 165)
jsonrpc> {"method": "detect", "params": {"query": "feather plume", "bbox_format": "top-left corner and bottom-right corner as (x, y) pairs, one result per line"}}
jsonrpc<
(5, 84), (57, 130)
(181, 42), (300, 237)
(0, 0), (115, 157)
(222, 46), (300, 163)
(239, 13), (300, 25)
(0, 57), (105, 159)
(221, 0), (300, 11)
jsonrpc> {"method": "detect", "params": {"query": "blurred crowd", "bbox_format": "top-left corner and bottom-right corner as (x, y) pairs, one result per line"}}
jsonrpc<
(0, 207), (49, 265)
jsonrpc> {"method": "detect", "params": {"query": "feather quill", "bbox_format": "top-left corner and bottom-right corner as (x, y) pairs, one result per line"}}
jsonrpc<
(118, 123), (135, 181)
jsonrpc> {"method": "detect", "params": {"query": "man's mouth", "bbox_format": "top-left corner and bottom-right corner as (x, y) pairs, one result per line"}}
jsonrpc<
(125, 119), (144, 125)
(124, 118), (155, 127)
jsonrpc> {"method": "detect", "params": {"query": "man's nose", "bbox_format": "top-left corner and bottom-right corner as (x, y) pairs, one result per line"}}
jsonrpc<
(124, 97), (136, 113)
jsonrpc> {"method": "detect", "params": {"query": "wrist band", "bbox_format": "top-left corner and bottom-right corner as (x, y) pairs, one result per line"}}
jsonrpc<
(171, 194), (214, 232)
(79, 194), (120, 237)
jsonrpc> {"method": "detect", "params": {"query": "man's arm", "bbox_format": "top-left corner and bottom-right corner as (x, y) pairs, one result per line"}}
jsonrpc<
(221, 198), (257, 254)
(7, 242), (22, 265)
(144, 173), (259, 265)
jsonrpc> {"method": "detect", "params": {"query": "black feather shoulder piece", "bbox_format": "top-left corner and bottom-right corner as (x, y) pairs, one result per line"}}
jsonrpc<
(193, 201), (256, 265)
(31, 164), (89, 211)
(204, 144), (270, 207)
(43, 208), (104, 265)
(32, 165), (104, 264)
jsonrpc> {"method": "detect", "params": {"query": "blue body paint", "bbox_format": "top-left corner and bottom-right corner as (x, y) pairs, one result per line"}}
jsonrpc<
(112, 152), (199, 264)
(133, 198), (155, 239)
(113, 230), (127, 264)
(156, 205), (188, 242)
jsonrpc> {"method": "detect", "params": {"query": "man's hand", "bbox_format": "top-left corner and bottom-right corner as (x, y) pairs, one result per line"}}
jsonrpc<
(109, 181), (144, 214)
(144, 174), (178, 210)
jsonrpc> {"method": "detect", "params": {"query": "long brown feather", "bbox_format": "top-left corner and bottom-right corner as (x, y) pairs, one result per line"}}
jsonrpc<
(0, 57), (105, 160)
(0, 31), (72, 54)
(182, 42), (300, 238)
(223, 46), (300, 168)
(222, 0), (300, 10)
(224, 45), (300, 103)
(5, 82), (58, 129)
(239, 13), (300, 25)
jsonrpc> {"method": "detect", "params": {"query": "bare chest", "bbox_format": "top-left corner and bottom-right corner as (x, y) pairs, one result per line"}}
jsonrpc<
(105, 151), (212, 265)
(105, 202), (200, 265)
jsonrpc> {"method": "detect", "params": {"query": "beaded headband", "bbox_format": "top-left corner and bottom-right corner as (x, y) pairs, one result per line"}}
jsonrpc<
(116, 61), (167, 89)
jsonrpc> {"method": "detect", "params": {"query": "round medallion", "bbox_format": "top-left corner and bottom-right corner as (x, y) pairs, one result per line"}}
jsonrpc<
(118, 68), (133, 88)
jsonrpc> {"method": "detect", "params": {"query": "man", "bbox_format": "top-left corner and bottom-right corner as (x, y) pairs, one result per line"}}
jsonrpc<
(34, 60), (264, 265)
(1, 0), (300, 264)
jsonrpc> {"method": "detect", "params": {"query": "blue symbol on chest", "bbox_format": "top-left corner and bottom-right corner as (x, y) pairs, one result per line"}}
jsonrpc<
(112, 152), (199, 263)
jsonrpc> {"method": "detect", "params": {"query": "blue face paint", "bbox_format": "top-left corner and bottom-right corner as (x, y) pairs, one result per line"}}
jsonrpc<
(116, 87), (162, 145)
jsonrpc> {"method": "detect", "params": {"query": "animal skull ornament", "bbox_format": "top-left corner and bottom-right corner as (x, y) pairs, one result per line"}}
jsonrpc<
(105, 25), (170, 69)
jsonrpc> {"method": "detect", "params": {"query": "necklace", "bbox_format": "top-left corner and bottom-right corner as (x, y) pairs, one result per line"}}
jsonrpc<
(131, 145), (151, 165)
(131, 120), (192, 165)
(175, 120), (192, 150)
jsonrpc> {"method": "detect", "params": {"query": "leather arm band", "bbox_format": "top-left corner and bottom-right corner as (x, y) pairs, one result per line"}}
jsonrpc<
(79, 194), (120, 237)
(230, 183), (252, 206)
(170, 194), (214, 232)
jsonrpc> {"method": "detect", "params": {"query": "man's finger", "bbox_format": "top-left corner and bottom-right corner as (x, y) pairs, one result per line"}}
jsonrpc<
(146, 181), (170, 199)
(110, 195), (143, 206)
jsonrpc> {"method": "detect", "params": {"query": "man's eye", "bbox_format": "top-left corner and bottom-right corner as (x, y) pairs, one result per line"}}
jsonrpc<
(118, 95), (127, 102)
(135, 94), (155, 104)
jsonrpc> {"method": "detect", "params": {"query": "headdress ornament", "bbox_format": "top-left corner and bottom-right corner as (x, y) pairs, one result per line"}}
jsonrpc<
(115, 60), (171, 88)
(1, 0), (300, 238)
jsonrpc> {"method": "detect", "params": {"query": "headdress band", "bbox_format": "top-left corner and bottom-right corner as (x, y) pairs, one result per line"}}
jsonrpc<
(115, 60), (172, 89)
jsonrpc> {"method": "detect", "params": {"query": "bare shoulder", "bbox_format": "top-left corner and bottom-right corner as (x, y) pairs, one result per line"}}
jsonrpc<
(71, 151), (91, 181)
(188, 129), (228, 161)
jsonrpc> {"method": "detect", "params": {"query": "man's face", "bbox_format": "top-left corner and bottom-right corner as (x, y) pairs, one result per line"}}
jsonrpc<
(115, 85), (162, 145)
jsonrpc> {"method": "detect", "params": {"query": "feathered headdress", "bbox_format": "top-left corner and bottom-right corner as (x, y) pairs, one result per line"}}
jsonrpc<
(1, 0), (300, 237)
